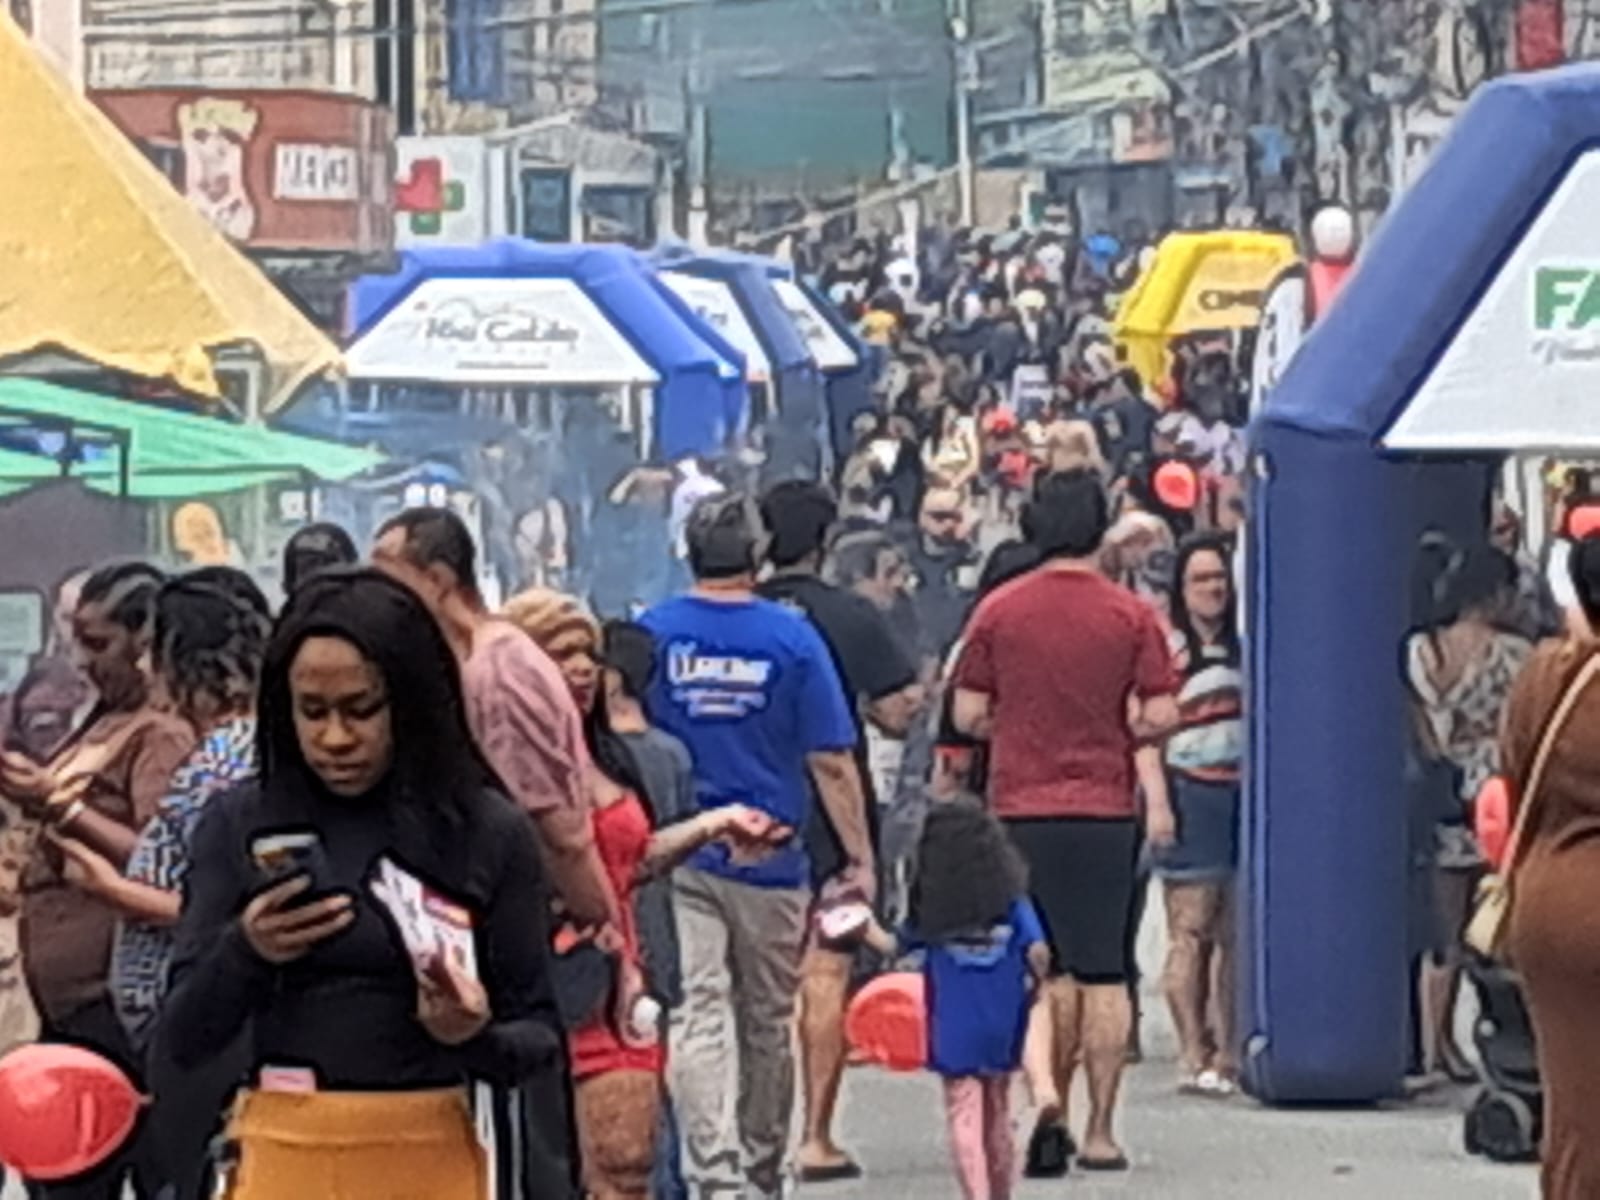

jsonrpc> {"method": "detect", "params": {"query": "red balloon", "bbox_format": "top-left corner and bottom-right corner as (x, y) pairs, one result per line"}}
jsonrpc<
(1568, 504), (1600, 540)
(1475, 776), (1513, 872)
(845, 971), (926, 1072)
(1153, 460), (1200, 512)
(0, 1045), (142, 1181)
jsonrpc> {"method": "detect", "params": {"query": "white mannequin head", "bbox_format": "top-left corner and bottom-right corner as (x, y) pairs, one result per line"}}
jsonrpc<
(1310, 205), (1357, 263)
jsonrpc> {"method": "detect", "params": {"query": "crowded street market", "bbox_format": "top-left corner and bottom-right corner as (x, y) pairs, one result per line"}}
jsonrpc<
(1, 2), (1599, 1198)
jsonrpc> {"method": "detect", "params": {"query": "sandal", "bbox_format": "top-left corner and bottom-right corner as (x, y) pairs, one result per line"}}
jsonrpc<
(796, 1160), (863, 1184)
(1078, 1153), (1130, 1172)
(1196, 1069), (1238, 1098)
(1023, 1122), (1073, 1179)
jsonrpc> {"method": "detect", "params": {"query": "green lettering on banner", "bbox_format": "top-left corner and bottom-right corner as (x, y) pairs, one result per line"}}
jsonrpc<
(1535, 266), (1600, 330)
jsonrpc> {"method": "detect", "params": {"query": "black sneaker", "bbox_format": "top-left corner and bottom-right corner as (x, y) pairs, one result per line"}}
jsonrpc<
(1024, 1122), (1074, 1179)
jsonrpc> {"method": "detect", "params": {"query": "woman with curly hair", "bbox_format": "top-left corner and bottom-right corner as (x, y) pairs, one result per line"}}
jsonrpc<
(51, 568), (273, 1199)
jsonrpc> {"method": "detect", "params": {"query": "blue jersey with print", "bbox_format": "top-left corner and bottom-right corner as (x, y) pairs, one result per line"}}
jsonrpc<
(920, 898), (1046, 1077)
(640, 594), (856, 888)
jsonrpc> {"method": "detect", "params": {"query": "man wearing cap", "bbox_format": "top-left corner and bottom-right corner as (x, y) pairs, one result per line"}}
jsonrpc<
(638, 493), (874, 1200)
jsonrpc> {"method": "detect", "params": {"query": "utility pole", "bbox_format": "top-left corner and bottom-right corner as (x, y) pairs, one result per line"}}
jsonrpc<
(686, 0), (710, 244)
(951, 7), (977, 225)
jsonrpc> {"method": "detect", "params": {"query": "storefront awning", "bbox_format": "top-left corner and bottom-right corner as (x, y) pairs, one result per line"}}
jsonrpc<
(0, 379), (381, 498)
(0, 16), (340, 411)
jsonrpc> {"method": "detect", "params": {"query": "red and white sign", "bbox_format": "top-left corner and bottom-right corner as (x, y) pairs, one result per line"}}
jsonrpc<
(92, 88), (394, 256)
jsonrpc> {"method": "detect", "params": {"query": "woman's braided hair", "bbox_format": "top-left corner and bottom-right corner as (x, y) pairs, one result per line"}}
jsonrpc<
(153, 568), (273, 720)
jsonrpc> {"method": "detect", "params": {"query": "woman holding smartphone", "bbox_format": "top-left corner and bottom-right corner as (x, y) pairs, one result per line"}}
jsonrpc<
(162, 570), (563, 1199)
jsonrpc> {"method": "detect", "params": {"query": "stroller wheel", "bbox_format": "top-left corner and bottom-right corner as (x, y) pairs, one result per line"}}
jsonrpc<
(1464, 1091), (1539, 1164)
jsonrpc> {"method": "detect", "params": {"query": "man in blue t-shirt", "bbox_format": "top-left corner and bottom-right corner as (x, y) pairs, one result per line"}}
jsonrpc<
(641, 492), (871, 1200)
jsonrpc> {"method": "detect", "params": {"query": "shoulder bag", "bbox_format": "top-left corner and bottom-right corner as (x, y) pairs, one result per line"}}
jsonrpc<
(1465, 653), (1600, 960)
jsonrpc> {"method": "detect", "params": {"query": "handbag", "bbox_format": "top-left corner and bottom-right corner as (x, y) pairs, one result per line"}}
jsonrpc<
(549, 925), (618, 1030)
(1464, 653), (1600, 960)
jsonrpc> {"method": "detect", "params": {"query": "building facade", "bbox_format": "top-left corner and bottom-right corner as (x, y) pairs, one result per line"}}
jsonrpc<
(972, 0), (1579, 241)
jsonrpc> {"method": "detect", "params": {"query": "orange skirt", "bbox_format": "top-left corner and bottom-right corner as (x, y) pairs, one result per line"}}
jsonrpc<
(223, 1088), (487, 1200)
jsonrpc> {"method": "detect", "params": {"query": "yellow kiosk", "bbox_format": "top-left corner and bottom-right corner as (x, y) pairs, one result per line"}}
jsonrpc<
(1114, 230), (1299, 392)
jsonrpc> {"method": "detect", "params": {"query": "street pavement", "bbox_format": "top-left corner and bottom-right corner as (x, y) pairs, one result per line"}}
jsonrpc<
(819, 1043), (1537, 1199)
(0, 919), (1539, 1200)
(814, 903), (1539, 1200)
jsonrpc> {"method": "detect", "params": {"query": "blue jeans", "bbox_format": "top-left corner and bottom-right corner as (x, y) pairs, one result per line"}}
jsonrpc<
(653, 1097), (687, 1200)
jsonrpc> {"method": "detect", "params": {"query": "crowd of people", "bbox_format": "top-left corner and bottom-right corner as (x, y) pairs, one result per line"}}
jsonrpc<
(0, 458), (1245, 1200)
(0, 216), (1276, 1200)
(21, 215), (1600, 1199)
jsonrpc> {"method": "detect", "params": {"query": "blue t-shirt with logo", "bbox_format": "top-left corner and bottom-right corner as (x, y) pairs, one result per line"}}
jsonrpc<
(918, 898), (1046, 1077)
(639, 594), (857, 888)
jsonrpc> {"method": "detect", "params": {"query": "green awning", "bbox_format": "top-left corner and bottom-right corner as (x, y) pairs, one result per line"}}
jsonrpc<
(0, 379), (381, 499)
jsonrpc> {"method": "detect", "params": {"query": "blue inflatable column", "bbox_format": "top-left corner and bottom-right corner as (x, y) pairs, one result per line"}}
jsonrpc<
(1241, 424), (1488, 1101)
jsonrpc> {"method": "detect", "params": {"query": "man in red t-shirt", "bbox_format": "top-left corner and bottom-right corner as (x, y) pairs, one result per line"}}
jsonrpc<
(953, 469), (1178, 1174)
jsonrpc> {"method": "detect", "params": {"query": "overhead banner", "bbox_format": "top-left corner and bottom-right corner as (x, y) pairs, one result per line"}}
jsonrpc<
(770, 279), (859, 371)
(661, 272), (771, 382)
(346, 277), (658, 385)
(1386, 150), (1600, 450)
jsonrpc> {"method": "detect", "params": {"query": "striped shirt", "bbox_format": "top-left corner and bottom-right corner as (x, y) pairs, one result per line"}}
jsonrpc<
(1165, 636), (1243, 784)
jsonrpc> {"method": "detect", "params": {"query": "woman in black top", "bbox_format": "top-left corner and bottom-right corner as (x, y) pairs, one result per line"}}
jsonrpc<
(162, 570), (561, 1199)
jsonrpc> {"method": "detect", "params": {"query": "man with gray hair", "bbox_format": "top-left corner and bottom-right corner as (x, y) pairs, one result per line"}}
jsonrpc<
(639, 492), (873, 1200)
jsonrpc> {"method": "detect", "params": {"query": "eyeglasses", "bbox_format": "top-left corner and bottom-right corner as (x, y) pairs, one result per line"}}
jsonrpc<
(925, 509), (963, 522)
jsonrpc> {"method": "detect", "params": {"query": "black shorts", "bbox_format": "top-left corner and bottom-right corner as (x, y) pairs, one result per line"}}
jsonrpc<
(1005, 817), (1140, 986)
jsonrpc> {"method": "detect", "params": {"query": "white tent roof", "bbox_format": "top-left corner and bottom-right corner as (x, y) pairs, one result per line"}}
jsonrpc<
(347, 276), (659, 386)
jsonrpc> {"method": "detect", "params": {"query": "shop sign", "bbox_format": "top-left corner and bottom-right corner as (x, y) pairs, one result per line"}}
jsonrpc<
(346, 277), (659, 386)
(396, 136), (490, 246)
(770, 280), (859, 372)
(275, 143), (359, 202)
(92, 88), (393, 255)
(661, 273), (770, 382)
(1387, 151), (1600, 450)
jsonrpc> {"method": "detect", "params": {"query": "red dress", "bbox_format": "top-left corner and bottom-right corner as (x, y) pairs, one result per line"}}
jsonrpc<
(569, 792), (667, 1081)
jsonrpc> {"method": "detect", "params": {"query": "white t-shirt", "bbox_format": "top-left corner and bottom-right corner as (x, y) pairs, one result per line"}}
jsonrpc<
(1548, 538), (1578, 610)
(669, 466), (726, 559)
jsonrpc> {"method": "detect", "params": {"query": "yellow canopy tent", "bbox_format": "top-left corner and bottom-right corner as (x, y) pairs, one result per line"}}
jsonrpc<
(1114, 230), (1299, 391)
(0, 14), (340, 413)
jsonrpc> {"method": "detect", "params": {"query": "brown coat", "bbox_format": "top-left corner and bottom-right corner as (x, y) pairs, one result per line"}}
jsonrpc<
(1503, 634), (1600, 1200)
(19, 706), (193, 1023)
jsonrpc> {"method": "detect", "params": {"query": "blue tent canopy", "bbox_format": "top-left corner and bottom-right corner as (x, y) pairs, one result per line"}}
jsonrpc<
(347, 240), (748, 460)
(654, 246), (828, 477)
(644, 270), (752, 446)
(1244, 66), (1600, 1103)
(759, 263), (877, 464)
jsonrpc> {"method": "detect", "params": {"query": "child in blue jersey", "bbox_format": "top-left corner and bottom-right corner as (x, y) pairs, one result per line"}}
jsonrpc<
(864, 802), (1052, 1200)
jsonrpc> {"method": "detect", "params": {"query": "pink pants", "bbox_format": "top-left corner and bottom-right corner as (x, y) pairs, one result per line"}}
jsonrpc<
(941, 1075), (1014, 1200)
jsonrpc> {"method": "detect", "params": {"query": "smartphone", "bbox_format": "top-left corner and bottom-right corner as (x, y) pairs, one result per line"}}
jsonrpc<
(249, 832), (330, 904)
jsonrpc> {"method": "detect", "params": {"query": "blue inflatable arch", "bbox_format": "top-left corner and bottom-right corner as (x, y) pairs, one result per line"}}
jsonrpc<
(349, 240), (748, 461)
(1245, 64), (1600, 1102)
